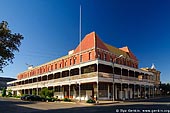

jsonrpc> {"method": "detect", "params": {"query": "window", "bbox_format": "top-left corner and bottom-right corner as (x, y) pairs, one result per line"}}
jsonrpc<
(123, 59), (126, 65)
(120, 58), (122, 64)
(73, 57), (76, 65)
(98, 64), (113, 73)
(51, 65), (53, 71)
(110, 56), (113, 62)
(116, 59), (119, 64)
(65, 61), (67, 67)
(98, 53), (101, 59)
(89, 52), (91, 60)
(55, 64), (57, 69)
(70, 59), (72, 65)
(62, 70), (69, 77)
(114, 67), (121, 75)
(81, 64), (97, 74)
(54, 72), (60, 79)
(122, 69), (128, 76)
(104, 53), (106, 61)
(80, 55), (82, 62)
(70, 68), (79, 76)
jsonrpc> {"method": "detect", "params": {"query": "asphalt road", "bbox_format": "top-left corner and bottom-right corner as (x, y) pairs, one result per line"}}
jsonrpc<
(1, 97), (170, 113)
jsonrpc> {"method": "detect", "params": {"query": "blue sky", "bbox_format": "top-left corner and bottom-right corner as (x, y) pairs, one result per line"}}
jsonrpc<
(0, 0), (169, 83)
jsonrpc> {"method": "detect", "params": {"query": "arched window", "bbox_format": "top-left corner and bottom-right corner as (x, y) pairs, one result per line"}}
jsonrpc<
(65, 61), (67, 67)
(55, 63), (57, 69)
(70, 59), (72, 65)
(110, 56), (113, 62)
(73, 57), (76, 64)
(104, 53), (106, 61)
(80, 55), (82, 62)
(98, 52), (101, 59)
(89, 52), (91, 60)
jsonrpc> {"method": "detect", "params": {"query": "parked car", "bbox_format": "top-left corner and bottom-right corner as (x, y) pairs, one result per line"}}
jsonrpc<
(24, 95), (45, 101)
(25, 95), (34, 101)
(34, 95), (46, 101)
(20, 95), (30, 100)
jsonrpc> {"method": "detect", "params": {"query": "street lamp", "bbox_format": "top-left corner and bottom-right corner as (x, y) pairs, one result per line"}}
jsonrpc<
(113, 54), (123, 101)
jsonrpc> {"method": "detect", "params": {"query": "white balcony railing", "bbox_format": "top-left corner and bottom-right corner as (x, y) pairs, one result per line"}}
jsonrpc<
(7, 72), (98, 90)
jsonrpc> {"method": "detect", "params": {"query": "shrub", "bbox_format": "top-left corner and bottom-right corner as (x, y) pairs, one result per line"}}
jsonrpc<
(51, 97), (57, 102)
(63, 98), (71, 102)
(40, 87), (54, 98)
(2, 88), (6, 97)
(32, 90), (36, 95)
(86, 99), (96, 103)
(46, 97), (52, 102)
(15, 96), (21, 98)
(7, 89), (12, 97)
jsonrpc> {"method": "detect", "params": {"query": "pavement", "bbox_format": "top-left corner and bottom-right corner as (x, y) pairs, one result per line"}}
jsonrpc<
(62, 99), (121, 105)
(1, 96), (170, 113)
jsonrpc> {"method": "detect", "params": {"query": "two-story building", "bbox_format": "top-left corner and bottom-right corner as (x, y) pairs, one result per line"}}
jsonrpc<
(7, 32), (160, 101)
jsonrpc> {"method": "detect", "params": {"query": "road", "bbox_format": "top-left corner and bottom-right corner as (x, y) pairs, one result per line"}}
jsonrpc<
(0, 97), (170, 113)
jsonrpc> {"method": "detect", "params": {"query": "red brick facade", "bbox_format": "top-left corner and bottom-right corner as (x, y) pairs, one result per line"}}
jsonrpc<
(17, 32), (138, 80)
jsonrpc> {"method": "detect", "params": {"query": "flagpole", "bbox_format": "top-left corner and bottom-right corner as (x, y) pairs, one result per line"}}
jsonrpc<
(79, 5), (82, 51)
(79, 5), (82, 102)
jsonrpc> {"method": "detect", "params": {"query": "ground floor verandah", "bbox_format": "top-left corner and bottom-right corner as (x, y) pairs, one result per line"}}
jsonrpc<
(12, 82), (156, 101)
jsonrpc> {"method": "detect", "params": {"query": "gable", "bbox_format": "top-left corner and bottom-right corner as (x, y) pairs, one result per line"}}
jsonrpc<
(119, 46), (138, 61)
(74, 32), (109, 53)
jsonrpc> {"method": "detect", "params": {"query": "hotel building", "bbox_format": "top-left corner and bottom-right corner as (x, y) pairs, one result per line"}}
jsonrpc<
(7, 32), (160, 101)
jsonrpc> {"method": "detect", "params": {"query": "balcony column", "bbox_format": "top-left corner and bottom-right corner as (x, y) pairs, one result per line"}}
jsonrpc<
(96, 62), (99, 103)
(53, 86), (55, 96)
(120, 68), (123, 100)
(28, 89), (30, 95)
(144, 85), (146, 98)
(149, 85), (150, 98)
(127, 83), (129, 99)
(139, 84), (142, 98)
(69, 84), (71, 99)
(37, 77), (38, 95)
(115, 84), (117, 100)
(152, 86), (154, 98)
(133, 71), (135, 99)
(120, 83), (123, 100)
(69, 68), (71, 99)
(79, 82), (81, 101)
(134, 84), (135, 99)
(47, 75), (49, 88)
(137, 85), (139, 98)
(60, 85), (63, 99)
(73, 84), (76, 99)
(140, 84), (142, 98)
(112, 66), (115, 101)
(96, 82), (99, 103)
(127, 70), (129, 99)
(108, 84), (110, 99)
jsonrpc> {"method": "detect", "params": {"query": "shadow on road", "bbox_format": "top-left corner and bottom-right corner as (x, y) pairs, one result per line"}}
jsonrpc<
(0, 98), (43, 113)
(126, 96), (170, 103)
(1, 97), (170, 113)
(32, 104), (170, 113)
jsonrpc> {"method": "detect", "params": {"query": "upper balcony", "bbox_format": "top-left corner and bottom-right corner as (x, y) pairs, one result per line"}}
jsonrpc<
(7, 72), (98, 91)
(8, 60), (155, 90)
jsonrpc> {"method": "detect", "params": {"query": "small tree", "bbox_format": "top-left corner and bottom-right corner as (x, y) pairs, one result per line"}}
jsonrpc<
(32, 90), (36, 95)
(48, 90), (54, 97)
(40, 87), (47, 98)
(7, 89), (12, 97)
(2, 88), (6, 97)
(40, 87), (54, 98)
